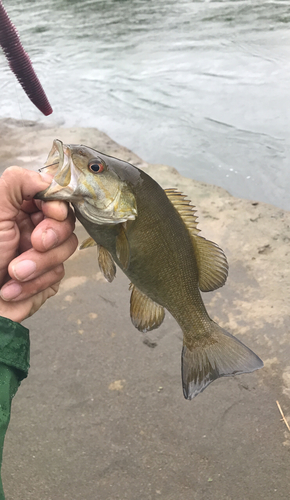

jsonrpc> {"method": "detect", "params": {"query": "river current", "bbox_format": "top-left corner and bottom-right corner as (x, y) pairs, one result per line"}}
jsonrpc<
(1, 0), (290, 209)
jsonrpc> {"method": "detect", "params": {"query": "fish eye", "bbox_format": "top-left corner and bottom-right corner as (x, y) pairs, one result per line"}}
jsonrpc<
(88, 161), (104, 173)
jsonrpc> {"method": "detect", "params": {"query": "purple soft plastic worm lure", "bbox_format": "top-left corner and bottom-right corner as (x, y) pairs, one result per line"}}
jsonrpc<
(0, 0), (52, 115)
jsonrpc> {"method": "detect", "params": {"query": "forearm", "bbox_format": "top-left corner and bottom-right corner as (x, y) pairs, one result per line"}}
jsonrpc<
(0, 364), (20, 500)
(0, 317), (30, 500)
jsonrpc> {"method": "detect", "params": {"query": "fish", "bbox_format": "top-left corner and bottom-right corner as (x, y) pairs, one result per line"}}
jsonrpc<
(35, 139), (263, 400)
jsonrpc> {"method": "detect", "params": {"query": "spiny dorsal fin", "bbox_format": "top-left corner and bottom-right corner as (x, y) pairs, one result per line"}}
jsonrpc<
(164, 188), (200, 235)
(164, 188), (228, 292)
(98, 245), (116, 283)
(129, 284), (165, 332)
(79, 236), (97, 250)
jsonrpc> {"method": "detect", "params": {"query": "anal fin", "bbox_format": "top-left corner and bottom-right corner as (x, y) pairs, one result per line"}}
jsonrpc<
(130, 284), (165, 332)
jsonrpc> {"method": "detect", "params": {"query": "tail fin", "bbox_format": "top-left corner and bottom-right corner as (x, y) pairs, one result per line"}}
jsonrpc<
(182, 322), (263, 400)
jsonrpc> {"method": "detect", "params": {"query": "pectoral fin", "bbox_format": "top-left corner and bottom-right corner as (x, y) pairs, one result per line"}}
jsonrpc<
(130, 284), (165, 332)
(79, 237), (97, 250)
(116, 224), (130, 270)
(79, 237), (116, 282)
(98, 245), (116, 283)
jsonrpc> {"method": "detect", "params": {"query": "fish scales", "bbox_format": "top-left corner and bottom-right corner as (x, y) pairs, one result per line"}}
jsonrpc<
(124, 178), (211, 333)
(36, 140), (263, 400)
(77, 170), (210, 341)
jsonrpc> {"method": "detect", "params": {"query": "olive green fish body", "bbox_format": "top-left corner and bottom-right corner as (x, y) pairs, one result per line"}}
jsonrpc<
(36, 140), (263, 399)
(77, 170), (210, 340)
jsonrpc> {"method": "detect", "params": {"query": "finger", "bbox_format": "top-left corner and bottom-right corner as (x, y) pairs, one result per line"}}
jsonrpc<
(0, 279), (62, 323)
(8, 233), (78, 282)
(0, 265), (65, 301)
(42, 200), (69, 221)
(27, 281), (62, 318)
(20, 199), (40, 214)
(16, 208), (36, 253)
(18, 216), (34, 253)
(0, 167), (53, 220)
(31, 206), (76, 252)
(31, 211), (45, 226)
(32, 201), (69, 224)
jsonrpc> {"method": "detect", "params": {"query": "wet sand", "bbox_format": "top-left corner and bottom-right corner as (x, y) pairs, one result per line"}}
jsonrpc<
(1, 119), (290, 499)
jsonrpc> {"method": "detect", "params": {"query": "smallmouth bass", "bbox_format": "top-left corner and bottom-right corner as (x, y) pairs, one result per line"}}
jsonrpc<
(36, 140), (263, 399)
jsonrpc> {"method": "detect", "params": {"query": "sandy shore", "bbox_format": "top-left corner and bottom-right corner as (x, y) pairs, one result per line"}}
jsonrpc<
(1, 118), (290, 499)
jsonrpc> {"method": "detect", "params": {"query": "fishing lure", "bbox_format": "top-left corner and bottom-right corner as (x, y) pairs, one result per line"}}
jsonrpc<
(0, 0), (52, 115)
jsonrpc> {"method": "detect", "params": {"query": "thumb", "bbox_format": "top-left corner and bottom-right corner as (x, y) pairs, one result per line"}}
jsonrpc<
(0, 167), (52, 220)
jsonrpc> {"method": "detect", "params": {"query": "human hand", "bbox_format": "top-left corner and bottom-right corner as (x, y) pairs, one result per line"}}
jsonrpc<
(0, 166), (78, 323)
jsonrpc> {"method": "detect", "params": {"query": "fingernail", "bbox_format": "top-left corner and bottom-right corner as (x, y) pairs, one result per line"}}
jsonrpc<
(12, 260), (37, 281)
(0, 282), (22, 301)
(42, 228), (58, 249)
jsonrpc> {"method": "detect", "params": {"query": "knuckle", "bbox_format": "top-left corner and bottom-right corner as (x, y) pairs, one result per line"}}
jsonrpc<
(68, 233), (79, 252)
(51, 281), (61, 295)
(42, 200), (68, 221)
(4, 166), (22, 176)
(54, 264), (65, 279)
(2, 166), (22, 184)
(68, 206), (76, 224)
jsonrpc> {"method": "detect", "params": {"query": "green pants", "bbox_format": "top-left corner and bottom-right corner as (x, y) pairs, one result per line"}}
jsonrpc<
(0, 317), (30, 500)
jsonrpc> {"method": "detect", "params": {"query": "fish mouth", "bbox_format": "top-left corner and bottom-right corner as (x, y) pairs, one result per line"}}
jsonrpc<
(36, 139), (81, 201)
(36, 139), (138, 225)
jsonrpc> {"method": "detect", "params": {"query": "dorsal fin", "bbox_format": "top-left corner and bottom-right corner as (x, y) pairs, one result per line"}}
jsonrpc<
(164, 188), (200, 235)
(164, 188), (228, 292)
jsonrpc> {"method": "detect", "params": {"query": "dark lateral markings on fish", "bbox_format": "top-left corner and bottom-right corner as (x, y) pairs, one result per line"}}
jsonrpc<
(36, 140), (263, 400)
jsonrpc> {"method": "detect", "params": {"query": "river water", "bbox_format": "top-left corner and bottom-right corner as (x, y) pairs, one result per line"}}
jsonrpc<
(1, 0), (290, 209)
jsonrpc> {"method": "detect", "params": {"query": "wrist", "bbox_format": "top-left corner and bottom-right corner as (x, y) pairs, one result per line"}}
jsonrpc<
(0, 316), (30, 380)
(0, 305), (28, 324)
